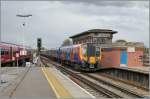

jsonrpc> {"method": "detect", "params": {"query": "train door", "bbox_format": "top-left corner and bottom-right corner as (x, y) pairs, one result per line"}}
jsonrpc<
(1, 48), (5, 63)
(120, 49), (127, 67)
(87, 43), (96, 68)
(9, 47), (13, 60)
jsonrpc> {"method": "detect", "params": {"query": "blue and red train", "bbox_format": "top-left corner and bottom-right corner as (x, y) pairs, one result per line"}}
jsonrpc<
(0, 42), (32, 66)
(41, 43), (102, 71)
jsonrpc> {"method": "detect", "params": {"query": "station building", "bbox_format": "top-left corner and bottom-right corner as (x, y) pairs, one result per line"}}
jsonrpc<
(69, 29), (145, 67)
(101, 42), (144, 67)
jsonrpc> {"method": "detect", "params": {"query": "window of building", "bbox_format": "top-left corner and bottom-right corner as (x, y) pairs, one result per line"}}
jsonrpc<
(101, 38), (104, 43)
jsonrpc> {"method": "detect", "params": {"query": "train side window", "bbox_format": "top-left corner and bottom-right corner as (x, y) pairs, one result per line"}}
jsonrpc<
(1, 50), (4, 55)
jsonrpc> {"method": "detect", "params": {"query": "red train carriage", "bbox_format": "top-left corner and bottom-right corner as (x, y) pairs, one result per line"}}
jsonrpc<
(0, 42), (32, 65)
(1, 44), (11, 63)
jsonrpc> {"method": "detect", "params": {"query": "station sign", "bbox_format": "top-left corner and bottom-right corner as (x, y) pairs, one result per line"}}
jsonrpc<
(127, 47), (135, 52)
(16, 53), (19, 58)
(20, 50), (27, 56)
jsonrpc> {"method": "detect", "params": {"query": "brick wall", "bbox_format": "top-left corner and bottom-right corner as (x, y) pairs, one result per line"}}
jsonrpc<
(127, 48), (144, 67)
(101, 48), (120, 67)
(100, 47), (144, 67)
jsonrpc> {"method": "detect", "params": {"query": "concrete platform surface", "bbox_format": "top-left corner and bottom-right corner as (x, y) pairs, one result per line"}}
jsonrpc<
(10, 67), (56, 99)
(126, 66), (149, 72)
(116, 66), (149, 74)
(0, 67), (26, 91)
(1, 65), (96, 99)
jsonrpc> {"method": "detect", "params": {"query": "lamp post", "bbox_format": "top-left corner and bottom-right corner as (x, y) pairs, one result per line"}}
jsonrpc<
(16, 14), (32, 67)
(0, 43), (2, 84)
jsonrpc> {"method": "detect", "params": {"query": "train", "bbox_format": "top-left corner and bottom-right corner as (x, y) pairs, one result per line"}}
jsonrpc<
(0, 42), (32, 66)
(41, 43), (102, 71)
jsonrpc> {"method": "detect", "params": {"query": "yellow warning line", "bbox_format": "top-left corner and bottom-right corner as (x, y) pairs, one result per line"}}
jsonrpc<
(41, 67), (72, 98)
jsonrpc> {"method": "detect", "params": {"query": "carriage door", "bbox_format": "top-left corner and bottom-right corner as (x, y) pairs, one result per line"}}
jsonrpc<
(120, 49), (127, 67)
(10, 47), (13, 59)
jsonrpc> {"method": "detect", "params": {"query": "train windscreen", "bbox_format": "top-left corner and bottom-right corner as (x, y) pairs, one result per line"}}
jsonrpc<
(87, 44), (95, 57)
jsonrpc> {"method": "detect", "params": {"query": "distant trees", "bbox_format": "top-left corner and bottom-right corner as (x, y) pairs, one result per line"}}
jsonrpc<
(144, 47), (149, 54)
(115, 39), (127, 43)
(61, 38), (72, 47)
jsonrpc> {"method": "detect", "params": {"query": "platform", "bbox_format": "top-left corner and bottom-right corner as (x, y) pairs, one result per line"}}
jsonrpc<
(122, 66), (149, 73)
(42, 66), (95, 98)
(99, 66), (149, 89)
(0, 67), (27, 90)
(11, 67), (56, 99)
(114, 66), (149, 74)
(100, 66), (149, 74)
(0, 67), (56, 99)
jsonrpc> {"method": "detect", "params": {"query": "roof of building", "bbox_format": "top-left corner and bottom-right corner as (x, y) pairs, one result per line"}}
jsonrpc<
(70, 29), (117, 38)
(112, 42), (144, 47)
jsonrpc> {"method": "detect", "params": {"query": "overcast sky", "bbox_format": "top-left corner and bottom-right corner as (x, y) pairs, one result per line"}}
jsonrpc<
(1, 0), (149, 49)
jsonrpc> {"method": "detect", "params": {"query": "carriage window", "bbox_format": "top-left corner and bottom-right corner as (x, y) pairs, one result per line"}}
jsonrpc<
(1, 49), (9, 55)
(5, 51), (9, 55)
(1, 50), (4, 55)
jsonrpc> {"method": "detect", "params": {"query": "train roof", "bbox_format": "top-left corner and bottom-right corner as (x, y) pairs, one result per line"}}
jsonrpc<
(0, 42), (32, 49)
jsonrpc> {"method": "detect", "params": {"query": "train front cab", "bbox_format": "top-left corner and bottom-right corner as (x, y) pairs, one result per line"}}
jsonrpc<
(81, 43), (101, 71)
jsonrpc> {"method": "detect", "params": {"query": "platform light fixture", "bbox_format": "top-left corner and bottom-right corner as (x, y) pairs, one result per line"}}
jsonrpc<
(16, 14), (32, 66)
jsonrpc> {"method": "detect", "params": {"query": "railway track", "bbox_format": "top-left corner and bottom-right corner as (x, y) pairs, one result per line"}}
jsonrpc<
(86, 73), (145, 98)
(42, 60), (120, 98)
(45, 61), (122, 97)
(41, 57), (147, 98)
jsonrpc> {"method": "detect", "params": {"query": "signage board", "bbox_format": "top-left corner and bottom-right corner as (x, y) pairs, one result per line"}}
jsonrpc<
(16, 53), (19, 58)
(20, 50), (27, 55)
(127, 47), (135, 52)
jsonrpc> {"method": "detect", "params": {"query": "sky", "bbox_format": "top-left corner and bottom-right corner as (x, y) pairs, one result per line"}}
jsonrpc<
(1, 0), (149, 49)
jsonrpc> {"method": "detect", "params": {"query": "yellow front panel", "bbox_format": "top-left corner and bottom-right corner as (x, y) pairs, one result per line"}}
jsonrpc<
(89, 57), (95, 64)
